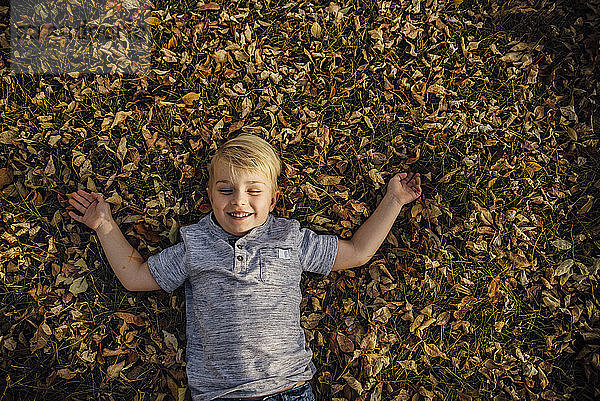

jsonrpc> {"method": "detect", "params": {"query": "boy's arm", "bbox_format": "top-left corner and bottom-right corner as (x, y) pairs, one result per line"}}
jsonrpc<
(332, 172), (422, 271)
(67, 190), (161, 292)
(95, 219), (162, 292)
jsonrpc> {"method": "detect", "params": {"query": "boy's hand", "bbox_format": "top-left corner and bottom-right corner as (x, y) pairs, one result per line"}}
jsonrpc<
(386, 172), (422, 207)
(66, 190), (113, 232)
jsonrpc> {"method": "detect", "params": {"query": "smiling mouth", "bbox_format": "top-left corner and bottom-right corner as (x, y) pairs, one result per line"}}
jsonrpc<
(227, 212), (253, 219)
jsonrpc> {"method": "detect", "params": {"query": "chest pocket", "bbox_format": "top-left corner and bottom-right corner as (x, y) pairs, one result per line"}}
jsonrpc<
(259, 248), (300, 287)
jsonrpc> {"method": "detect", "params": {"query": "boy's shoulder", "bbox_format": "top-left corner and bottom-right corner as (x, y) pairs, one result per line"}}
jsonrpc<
(264, 215), (301, 242)
(269, 214), (301, 229)
(179, 214), (212, 238)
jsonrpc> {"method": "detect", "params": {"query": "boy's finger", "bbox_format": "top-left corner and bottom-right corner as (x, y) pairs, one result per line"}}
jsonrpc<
(77, 189), (95, 203)
(408, 172), (419, 185)
(68, 210), (82, 222)
(72, 191), (93, 206)
(68, 197), (89, 214)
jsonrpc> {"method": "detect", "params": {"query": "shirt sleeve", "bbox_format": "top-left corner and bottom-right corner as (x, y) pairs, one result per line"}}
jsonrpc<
(147, 242), (187, 293)
(298, 227), (339, 276)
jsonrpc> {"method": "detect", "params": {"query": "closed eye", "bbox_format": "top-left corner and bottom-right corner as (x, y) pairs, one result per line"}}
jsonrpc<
(218, 189), (233, 194)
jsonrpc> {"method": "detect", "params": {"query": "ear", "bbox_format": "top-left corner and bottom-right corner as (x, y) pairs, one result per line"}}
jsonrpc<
(206, 187), (213, 205)
(269, 190), (279, 211)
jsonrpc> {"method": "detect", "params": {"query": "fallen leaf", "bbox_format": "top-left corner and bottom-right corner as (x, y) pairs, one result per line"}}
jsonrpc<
(145, 16), (161, 25)
(30, 321), (52, 351)
(398, 359), (418, 372)
(0, 167), (14, 188)
(336, 332), (355, 353)
(343, 374), (363, 395)
(57, 368), (77, 379)
(197, 2), (220, 11)
(115, 312), (147, 327)
(317, 174), (343, 186)
(311, 22), (322, 39)
(373, 306), (391, 324)
(111, 111), (132, 129)
(241, 97), (252, 118)
(117, 137), (127, 163)
(182, 92), (201, 106)
(107, 360), (125, 379)
(423, 343), (447, 359)
(69, 277), (88, 296)
(554, 259), (573, 276)
(551, 239), (572, 250)
(163, 330), (178, 351)
(301, 183), (321, 200)
(526, 161), (542, 177)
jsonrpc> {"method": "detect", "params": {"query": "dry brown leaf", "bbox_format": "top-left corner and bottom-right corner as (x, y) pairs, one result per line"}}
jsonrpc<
(342, 374), (363, 395)
(317, 174), (343, 186)
(197, 2), (220, 11)
(0, 167), (13, 188)
(423, 343), (447, 359)
(115, 312), (147, 327)
(336, 332), (355, 353)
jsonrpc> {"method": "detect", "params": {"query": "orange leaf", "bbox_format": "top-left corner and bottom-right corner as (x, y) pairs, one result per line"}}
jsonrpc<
(115, 312), (147, 327)
(145, 16), (161, 25)
(167, 35), (178, 49)
(197, 2), (220, 11)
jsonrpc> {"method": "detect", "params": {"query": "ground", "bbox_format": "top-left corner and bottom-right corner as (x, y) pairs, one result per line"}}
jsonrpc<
(0, 0), (599, 400)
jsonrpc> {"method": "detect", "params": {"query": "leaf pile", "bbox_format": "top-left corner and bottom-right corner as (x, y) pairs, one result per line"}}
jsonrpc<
(1, 0), (599, 400)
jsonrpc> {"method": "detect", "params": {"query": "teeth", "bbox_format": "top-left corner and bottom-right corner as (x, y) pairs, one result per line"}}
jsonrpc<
(229, 212), (251, 217)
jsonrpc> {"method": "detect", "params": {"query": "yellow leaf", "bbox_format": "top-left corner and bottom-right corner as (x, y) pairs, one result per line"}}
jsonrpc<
(368, 169), (385, 184)
(311, 22), (322, 39)
(525, 161), (542, 177)
(145, 16), (161, 25)
(182, 92), (200, 106)
(411, 203), (423, 218)
(69, 277), (88, 296)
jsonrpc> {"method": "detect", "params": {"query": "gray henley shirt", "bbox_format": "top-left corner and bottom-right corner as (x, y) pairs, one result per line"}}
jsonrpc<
(147, 212), (338, 401)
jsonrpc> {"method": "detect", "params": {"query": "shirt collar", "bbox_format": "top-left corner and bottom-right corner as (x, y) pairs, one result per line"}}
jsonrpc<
(207, 211), (273, 241)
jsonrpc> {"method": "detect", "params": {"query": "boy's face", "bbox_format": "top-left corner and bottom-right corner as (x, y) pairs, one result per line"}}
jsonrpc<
(207, 161), (279, 236)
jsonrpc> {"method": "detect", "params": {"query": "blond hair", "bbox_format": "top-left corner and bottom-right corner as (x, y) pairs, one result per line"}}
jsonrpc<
(207, 134), (281, 191)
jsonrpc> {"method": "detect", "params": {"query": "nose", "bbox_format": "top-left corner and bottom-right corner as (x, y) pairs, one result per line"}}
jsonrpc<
(231, 190), (248, 206)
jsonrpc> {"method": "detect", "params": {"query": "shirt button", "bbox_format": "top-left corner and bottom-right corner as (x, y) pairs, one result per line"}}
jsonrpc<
(237, 244), (242, 249)
(237, 256), (243, 261)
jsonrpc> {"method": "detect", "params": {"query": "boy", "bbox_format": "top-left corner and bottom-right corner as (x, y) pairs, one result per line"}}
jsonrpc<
(66, 134), (422, 401)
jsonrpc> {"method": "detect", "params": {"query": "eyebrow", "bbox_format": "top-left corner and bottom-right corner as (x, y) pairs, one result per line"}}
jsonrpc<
(216, 180), (265, 184)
